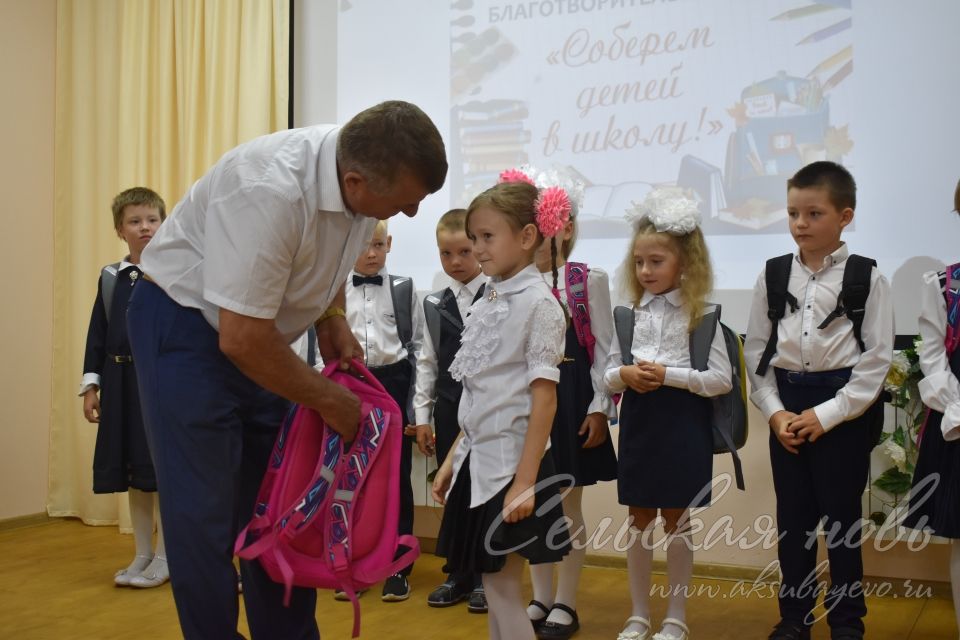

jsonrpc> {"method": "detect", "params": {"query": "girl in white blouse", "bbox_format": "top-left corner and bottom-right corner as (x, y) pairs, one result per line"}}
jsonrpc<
(903, 179), (960, 634)
(432, 175), (572, 640)
(604, 188), (732, 640)
(527, 179), (619, 639)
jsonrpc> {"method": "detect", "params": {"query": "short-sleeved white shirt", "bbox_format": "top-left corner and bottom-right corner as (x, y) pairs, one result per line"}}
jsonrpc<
(447, 264), (566, 508)
(140, 125), (378, 343)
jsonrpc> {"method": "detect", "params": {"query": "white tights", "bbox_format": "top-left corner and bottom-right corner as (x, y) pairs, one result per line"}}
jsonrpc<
(528, 487), (585, 625)
(484, 554), (535, 640)
(124, 489), (165, 572)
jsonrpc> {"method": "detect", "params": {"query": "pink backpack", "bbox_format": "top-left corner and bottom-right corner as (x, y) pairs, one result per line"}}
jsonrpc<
(235, 360), (419, 638)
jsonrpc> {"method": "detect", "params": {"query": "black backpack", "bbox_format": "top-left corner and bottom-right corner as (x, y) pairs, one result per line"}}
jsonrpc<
(754, 253), (876, 377)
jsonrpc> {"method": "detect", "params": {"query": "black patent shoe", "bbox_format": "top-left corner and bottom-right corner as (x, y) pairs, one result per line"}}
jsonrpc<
(537, 603), (580, 639)
(426, 579), (469, 607)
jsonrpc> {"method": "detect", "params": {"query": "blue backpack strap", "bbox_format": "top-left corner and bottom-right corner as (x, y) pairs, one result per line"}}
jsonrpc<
(613, 305), (635, 366)
(756, 254), (797, 376)
(100, 262), (121, 319)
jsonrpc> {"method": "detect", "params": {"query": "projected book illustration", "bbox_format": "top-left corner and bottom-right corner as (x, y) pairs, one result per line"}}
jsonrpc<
(445, 0), (854, 237)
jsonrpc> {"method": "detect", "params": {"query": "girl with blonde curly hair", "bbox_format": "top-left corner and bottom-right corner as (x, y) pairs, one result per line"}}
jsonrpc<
(604, 187), (733, 640)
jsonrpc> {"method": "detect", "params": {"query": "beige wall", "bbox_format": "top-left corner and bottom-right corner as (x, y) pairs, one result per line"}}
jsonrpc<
(0, 0), (56, 520)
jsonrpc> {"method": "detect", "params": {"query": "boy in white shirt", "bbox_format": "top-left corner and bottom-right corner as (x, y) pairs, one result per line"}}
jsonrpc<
(744, 161), (894, 640)
(344, 219), (423, 602)
(411, 209), (487, 611)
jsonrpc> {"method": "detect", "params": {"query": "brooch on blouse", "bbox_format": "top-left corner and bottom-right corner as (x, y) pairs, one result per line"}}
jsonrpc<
(487, 288), (498, 301)
(129, 270), (139, 285)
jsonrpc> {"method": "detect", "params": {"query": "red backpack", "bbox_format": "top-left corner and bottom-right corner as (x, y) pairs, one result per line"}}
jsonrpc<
(235, 360), (419, 638)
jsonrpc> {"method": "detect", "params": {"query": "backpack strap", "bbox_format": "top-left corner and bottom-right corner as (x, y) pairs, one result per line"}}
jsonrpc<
(688, 304), (720, 372)
(100, 262), (121, 319)
(423, 291), (445, 356)
(306, 325), (318, 367)
(944, 263), (960, 355)
(389, 275), (414, 351)
(613, 305), (635, 366)
(755, 254), (798, 376)
(565, 262), (596, 364)
(328, 400), (406, 637)
(817, 254), (875, 352)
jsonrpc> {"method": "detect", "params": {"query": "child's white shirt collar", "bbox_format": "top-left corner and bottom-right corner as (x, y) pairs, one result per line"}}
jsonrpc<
(794, 241), (849, 273)
(639, 288), (683, 308)
(487, 263), (542, 297)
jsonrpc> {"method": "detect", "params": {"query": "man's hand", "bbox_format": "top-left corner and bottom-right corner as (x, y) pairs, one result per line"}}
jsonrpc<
(318, 380), (360, 443)
(579, 412), (609, 448)
(316, 315), (363, 371)
(769, 410), (803, 454)
(789, 408), (826, 443)
(82, 387), (100, 423)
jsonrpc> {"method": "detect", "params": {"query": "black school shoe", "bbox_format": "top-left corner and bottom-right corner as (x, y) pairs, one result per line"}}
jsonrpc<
(536, 603), (579, 639)
(529, 600), (550, 631)
(467, 586), (488, 613)
(830, 627), (863, 640)
(381, 573), (411, 602)
(768, 620), (811, 640)
(426, 579), (470, 607)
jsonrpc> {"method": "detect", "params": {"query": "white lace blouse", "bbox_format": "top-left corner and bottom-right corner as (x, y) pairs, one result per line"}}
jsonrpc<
(448, 264), (566, 507)
(602, 289), (732, 398)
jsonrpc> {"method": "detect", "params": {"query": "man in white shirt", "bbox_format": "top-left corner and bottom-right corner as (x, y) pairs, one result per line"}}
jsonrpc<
(126, 101), (446, 640)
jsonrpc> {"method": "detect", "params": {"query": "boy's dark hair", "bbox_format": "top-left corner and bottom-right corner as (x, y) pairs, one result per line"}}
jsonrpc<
(436, 208), (468, 237)
(112, 187), (166, 229)
(787, 160), (856, 211)
(337, 101), (447, 194)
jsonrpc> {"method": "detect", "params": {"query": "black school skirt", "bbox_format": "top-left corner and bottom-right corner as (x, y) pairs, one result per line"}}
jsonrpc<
(436, 452), (572, 574)
(617, 385), (713, 509)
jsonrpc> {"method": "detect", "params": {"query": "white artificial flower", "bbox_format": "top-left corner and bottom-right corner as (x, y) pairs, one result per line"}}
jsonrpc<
(625, 186), (701, 235)
(883, 440), (908, 472)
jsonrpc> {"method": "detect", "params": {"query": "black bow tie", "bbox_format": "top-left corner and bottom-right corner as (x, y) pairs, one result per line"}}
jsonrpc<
(353, 274), (383, 286)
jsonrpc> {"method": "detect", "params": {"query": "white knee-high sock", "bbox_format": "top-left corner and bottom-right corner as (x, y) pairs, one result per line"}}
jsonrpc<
(118, 489), (155, 576)
(951, 539), (960, 636)
(128, 489), (155, 559)
(484, 555), (535, 640)
(133, 493), (169, 583)
(528, 561), (554, 620)
(662, 531), (694, 637)
(623, 526), (654, 633)
(546, 487), (586, 625)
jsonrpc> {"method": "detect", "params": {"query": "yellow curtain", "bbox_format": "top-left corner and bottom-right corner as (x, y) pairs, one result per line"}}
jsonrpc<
(49, 0), (289, 527)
